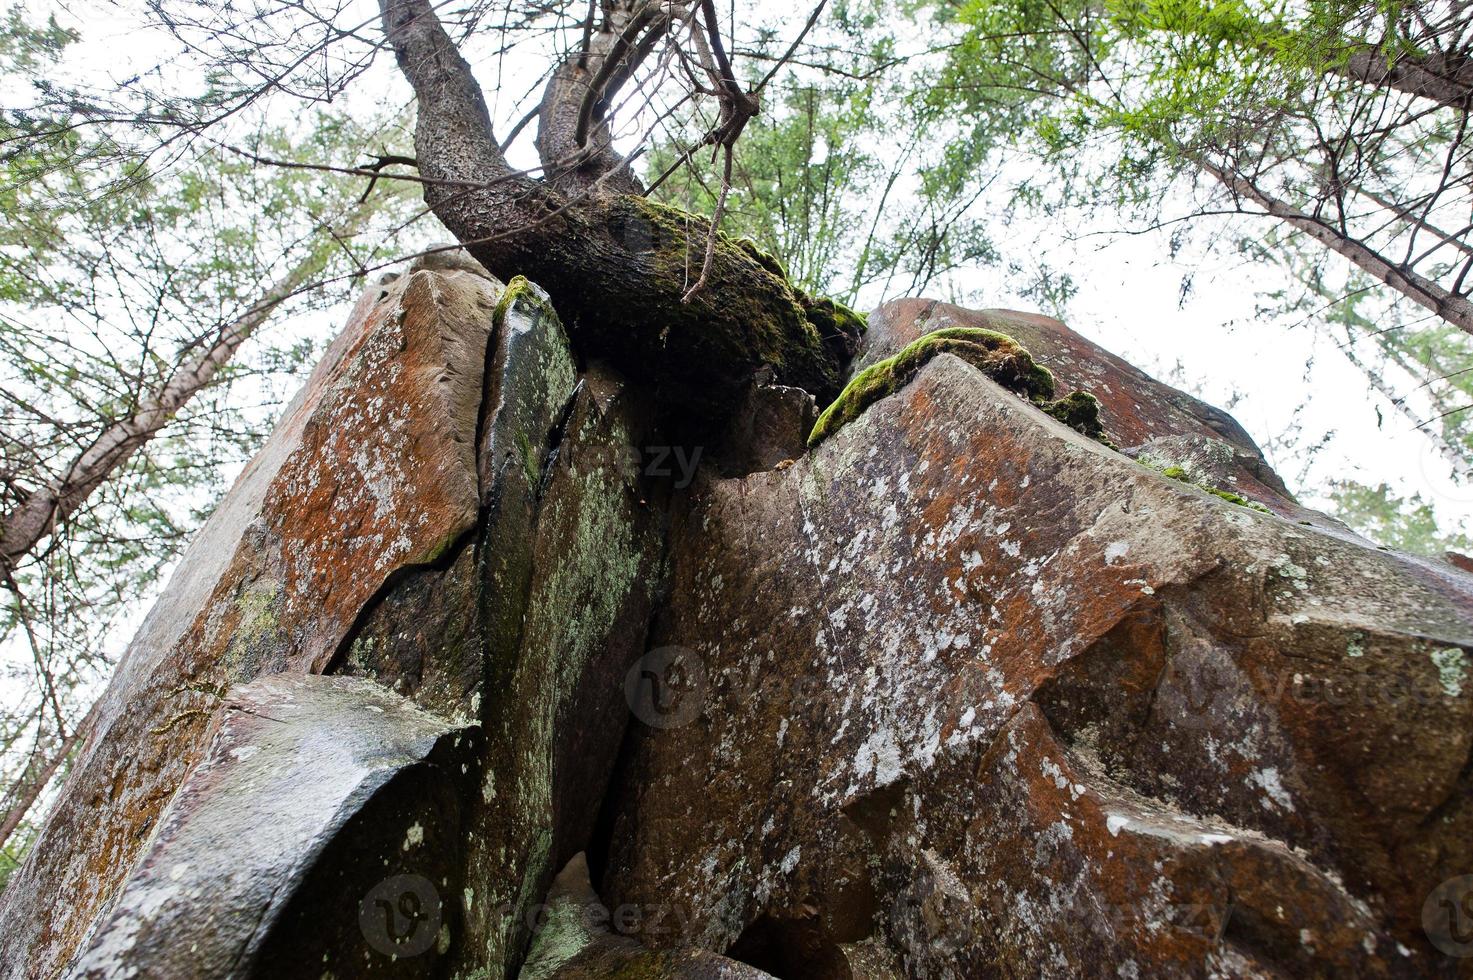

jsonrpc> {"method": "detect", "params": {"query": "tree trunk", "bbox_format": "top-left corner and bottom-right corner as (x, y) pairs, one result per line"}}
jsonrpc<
(377, 0), (861, 424)
(0, 250), (330, 567)
(0, 701), (96, 852)
(533, 0), (671, 195)
(1337, 46), (1473, 112)
(1198, 156), (1473, 338)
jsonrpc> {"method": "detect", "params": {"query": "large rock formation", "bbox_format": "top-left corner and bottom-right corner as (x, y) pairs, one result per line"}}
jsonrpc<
(0, 270), (1468, 979)
(601, 346), (1472, 978)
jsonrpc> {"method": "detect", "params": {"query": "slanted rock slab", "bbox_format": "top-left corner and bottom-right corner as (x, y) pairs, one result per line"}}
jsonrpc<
(0, 267), (499, 977)
(73, 673), (479, 978)
(601, 352), (1473, 977)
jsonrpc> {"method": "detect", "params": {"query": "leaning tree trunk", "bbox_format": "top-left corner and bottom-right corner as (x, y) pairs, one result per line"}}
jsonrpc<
(1196, 155), (1473, 338)
(378, 0), (862, 425)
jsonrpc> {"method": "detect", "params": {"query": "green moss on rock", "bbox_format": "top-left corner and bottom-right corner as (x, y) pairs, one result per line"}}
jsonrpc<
(592, 197), (863, 413)
(494, 274), (549, 325)
(801, 295), (868, 351)
(1042, 390), (1109, 442)
(807, 327), (1056, 447)
(734, 237), (788, 280)
(1151, 461), (1270, 512)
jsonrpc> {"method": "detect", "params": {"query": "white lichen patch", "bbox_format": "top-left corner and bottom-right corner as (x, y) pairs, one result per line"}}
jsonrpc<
(1247, 767), (1295, 812)
(1430, 647), (1467, 698)
(1270, 553), (1310, 591)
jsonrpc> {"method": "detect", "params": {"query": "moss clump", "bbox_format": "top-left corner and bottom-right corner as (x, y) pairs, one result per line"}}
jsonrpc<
(1042, 390), (1109, 442)
(801, 294), (867, 366)
(1154, 463), (1270, 512)
(493, 274), (553, 327)
(734, 237), (788, 280)
(807, 327), (1057, 447)
(730, 235), (866, 352)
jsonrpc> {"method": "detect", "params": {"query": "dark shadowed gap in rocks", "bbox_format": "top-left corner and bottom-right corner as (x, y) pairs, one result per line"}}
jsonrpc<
(725, 913), (853, 979)
(319, 523), (482, 679)
(534, 381), (585, 502)
(585, 598), (672, 892)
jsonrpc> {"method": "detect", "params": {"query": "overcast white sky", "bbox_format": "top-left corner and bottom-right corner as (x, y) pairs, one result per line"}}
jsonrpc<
(992, 205), (1473, 528)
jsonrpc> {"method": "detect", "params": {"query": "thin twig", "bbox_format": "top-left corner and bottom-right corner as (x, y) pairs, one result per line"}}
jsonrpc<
(682, 141), (734, 302)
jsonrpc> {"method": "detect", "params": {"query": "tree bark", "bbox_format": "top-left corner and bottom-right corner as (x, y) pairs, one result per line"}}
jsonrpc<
(0, 260), (318, 567)
(534, 0), (675, 195)
(378, 0), (861, 423)
(1336, 46), (1473, 112)
(1198, 157), (1473, 338)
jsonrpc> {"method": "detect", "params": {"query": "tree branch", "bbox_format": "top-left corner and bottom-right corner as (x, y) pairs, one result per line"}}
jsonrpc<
(0, 228), (351, 566)
(535, 0), (677, 194)
(1199, 156), (1473, 337)
(1338, 46), (1473, 113)
(0, 701), (97, 853)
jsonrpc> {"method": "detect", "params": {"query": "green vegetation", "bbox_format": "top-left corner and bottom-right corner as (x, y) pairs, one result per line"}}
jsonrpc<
(1326, 481), (1472, 557)
(1151, 463), (1271, 512)
(646, 24), (1004, 307)
(916, 0), (1472, 478)
(808, 327), (1096, 446)
(0, 5), (425, 869)
(807, 325), (1118, 447)
(1043, 391), (1109, 443)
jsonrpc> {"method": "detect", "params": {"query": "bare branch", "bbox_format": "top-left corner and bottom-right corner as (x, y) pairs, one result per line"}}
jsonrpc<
(1199, 155), (1473, 337)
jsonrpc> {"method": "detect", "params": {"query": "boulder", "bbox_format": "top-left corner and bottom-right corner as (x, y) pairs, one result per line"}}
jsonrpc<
(857, 300), (1301, 513)
(73, 673), (479, 978)
(716, 376), (817, 477)
(0, 269), (667, 980)
(599, 351), (1473, 977)
(0, 266), (498, 977)
(4, 276), (1469, 980)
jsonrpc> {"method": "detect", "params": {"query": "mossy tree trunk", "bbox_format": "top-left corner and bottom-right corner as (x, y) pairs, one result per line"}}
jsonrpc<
(378, 0), (862, 422)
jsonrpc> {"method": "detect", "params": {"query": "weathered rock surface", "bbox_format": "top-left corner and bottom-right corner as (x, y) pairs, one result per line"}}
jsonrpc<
(858, 299), (1301, 513)
(0, 267), (498, 977)
(0, 268), (667, 979)
(717, 377), (818, 477)
(73, 673), (479, 978)
(600, 351), (1473, 977)
(2, 273), (1469, 980)
(456, 354), (667, 976)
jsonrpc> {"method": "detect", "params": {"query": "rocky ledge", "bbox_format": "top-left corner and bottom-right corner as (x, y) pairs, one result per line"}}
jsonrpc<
(0, 265), (1467, 979)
